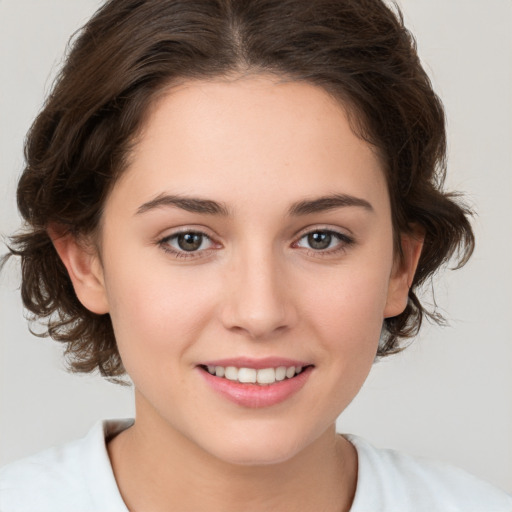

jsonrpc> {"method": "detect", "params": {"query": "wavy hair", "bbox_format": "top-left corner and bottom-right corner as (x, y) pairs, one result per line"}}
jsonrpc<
(5, 0), (474, 381)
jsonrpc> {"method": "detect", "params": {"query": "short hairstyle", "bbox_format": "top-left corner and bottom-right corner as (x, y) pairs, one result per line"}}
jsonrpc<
(6, 0), (474, 381)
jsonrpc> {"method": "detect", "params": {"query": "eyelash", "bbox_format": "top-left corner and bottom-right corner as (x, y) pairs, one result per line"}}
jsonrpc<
(157, 228), (354, 260)
(293, 229), (354, 257)
(158, 230), (217, 259)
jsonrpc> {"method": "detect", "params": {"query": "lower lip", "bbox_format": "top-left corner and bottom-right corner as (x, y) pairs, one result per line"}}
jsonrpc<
(198, 366), (313, 408)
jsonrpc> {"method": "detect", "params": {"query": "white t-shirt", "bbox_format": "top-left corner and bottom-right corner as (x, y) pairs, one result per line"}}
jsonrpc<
(1, 419), (511, 512)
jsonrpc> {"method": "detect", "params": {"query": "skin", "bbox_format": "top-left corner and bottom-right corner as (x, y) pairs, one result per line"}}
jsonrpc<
(52, 75), (423, 512)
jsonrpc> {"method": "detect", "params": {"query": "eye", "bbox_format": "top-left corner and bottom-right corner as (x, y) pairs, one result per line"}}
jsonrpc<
(159, 230), (215, 256)
(295, 229), (353, 253)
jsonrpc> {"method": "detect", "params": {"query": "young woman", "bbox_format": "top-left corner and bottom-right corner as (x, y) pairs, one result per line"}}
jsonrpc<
(1, 0), (511, 510)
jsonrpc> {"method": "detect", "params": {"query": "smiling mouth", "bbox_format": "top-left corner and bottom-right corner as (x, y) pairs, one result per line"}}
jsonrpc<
(199, 365), (310, 385)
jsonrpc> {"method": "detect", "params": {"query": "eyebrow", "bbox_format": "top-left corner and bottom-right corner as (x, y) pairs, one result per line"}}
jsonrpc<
(288, 194), (374, 216)
(136, 194), (230, 216)
(135, 192), (373, 217)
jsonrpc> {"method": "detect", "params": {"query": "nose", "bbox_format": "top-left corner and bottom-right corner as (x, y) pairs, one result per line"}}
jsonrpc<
(220, 247), (298, 340)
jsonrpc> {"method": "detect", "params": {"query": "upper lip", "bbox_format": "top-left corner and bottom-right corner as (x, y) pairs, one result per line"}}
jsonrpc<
(199, 357), (312, 370)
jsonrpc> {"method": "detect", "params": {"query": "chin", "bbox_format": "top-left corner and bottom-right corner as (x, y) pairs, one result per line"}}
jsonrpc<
(213, 442), (299, 467)
(198, 424), (320, 467)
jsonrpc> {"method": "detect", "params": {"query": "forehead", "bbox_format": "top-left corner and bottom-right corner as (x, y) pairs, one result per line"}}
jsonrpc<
(108, 75), (388, 218)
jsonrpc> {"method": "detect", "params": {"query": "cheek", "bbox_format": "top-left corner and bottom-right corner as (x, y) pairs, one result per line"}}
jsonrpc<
(299, 263), (391, 342)
(103, 262), (220, 374)
(282, 270), (388, 427)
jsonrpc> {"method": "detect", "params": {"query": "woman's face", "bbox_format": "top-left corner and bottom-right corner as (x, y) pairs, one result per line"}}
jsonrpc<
(88, 76), (415, 465)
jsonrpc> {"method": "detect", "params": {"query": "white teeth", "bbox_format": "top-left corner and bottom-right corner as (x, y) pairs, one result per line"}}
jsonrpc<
(275, 366), (287, 381)
(238, 368), (257, 383)
(224, 366), (238, 380)
(257, 368), (277, 384)
(205, 364), (306, 385)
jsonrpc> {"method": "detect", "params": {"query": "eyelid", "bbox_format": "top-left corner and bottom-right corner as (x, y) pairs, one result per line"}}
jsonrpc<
(292, 224), (354, 242)
(291, 225), (355, 254)
(293, 219), (354, 234)
(155, 223), (218, 238)
(154, 224), (354, 260)
(156, 226), (222, 259)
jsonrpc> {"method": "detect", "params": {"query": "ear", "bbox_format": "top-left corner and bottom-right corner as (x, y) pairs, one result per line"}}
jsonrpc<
(384, 229), (424, 318)
(48, 225), (109, 315)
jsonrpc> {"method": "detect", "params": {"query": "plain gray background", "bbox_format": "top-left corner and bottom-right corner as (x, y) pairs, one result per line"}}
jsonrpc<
(1, 0), (511, 493)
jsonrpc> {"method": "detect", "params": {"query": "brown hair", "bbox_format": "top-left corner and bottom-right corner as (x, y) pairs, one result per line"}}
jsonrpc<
(5, 0), (474, 381)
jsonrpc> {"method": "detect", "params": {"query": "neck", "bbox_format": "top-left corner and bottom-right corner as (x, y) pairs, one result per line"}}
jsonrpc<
(108, 395), (357, 512)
